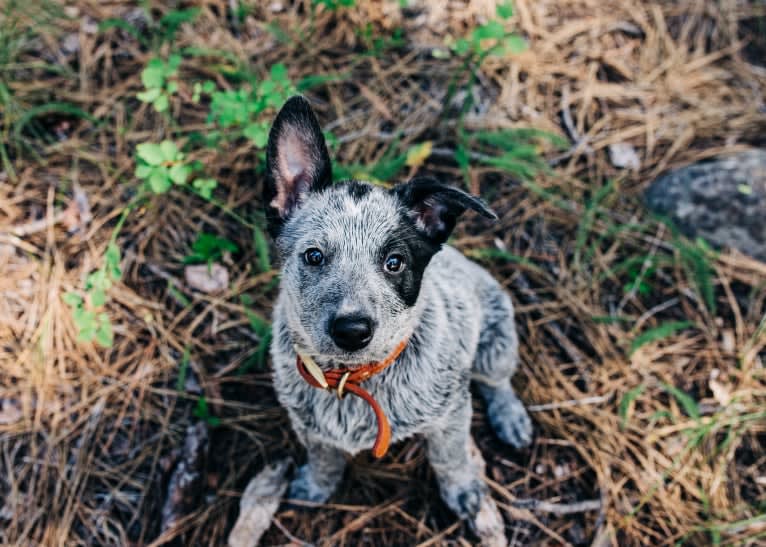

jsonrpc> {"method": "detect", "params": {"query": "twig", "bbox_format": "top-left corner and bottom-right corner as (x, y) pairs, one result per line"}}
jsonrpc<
(634, 297), (680, 332)
(527, 394), (612, 412)
(510, 498), (602, 515)
(271, 518), (314, 547)
(4, 211), (65, 237)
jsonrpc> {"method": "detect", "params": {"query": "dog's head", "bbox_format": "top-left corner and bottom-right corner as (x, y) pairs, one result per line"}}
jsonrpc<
(265, 96), (496, 365)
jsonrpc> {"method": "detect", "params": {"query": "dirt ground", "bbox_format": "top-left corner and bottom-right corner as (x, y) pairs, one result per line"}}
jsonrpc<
(1, 1), (765, 545)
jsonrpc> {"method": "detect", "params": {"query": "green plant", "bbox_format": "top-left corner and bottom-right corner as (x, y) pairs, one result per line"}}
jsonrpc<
(184, 233), (238, 265)
(239, 295), (272, 374)
(207, 63), (296, 147)
(193, 396), (220, 427)
(134, 140), (195, 192)
(137, 54), (181, 112)
(457, 128), (567, 187)
(629, 320), (696, 356)
(674, 236), (718, 315)
(313, 0), (356, 11)
(99, 7), (199, 49)
(451, 2), (525, 58)
(63, 242), (122, 348)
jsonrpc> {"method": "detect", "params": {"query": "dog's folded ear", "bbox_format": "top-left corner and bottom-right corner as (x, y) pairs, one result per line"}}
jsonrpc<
(265, 95), (332, 235)
(394, 176), (497, 244)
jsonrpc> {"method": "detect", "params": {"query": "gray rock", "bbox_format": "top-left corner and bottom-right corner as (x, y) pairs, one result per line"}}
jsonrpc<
(644, 149), (766, 262)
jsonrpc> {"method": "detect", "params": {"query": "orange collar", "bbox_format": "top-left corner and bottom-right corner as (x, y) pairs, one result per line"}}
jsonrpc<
(294, 339), (408, 458)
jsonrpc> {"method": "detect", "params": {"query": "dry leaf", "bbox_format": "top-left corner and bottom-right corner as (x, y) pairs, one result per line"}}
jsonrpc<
(228, 459), (291, 547)
(184, 263), (229, 293)
(405, 141), (433, 168)
(709, 368), (732, 406)
(0, 399), (22, 425)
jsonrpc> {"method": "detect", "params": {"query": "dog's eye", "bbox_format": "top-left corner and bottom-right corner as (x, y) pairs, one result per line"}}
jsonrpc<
(304, 248), (324, 266)
(384, 254), (405, 273)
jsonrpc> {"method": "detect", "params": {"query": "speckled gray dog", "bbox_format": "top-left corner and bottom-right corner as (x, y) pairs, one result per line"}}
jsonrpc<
(265, 96), (532, 524)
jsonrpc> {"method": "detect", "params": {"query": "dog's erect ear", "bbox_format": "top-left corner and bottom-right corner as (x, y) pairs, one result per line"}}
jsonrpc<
(265, 96), (332, 234)
(394, 177), (497, 244)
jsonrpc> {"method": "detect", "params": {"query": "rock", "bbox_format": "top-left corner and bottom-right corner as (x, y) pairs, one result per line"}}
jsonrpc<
(644, 149), (766, 262)
(184, 263), (229, 293)
(608, 142), (640, 170)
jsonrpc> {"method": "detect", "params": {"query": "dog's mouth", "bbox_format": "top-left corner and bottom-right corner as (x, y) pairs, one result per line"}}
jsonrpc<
(295, 341), (403, 370)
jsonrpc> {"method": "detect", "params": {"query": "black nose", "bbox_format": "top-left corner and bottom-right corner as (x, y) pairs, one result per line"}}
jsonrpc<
(330, 315), (373, 351)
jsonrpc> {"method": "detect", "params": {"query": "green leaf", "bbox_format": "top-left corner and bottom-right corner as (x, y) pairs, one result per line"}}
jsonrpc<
(503, 34), (527, 54)
(619, 384), (645, 430)
(177, 347), (191, 391)
(153, 94), (169, 112)
(192, 178), (217, 200)
(95, 314), (113, 348)
(270, 62), (288, 83)
(455, 145), (470, 170)
(135, 164), (153, 179)
(629, 321), (696, 356)
(202, 80), (216, 93)
(136, 143), (165, 166)
(496, 1), (514, 19)
(184, 233), (239, 264)
(90, 287), (106, 308)
(253, 224), (271, 273)
(661, 383), (701, 421)
(148, 169), (172, 193)
(453, 38), (470, 55)
(169, 163), (191, 185)
(137, 87), (162, 103)
(166, 81), (178, 94)
(160, 140), (179, 161)
(243, 122), (269, 148)
(105, 243), (122, 281)
(167, 53), (183, 72)
(473, 20), (506, 41)
(141, 65), (165, 88)
(63, 292), (83, 308)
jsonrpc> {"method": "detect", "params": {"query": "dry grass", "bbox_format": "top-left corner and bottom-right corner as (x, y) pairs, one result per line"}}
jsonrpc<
(1, 1), (765, 545)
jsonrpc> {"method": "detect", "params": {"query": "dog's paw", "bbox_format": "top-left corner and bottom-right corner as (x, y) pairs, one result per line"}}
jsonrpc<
(487, 391), (533, 449)
(439, 478), (487, 520)
(287, 464), (334, 503)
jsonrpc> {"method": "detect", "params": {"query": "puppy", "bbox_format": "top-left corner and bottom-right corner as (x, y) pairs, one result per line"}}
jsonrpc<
(265, 96), (532, 525)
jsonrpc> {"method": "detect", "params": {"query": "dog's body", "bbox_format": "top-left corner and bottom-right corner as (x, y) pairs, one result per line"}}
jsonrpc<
(265, 97), (532, 523)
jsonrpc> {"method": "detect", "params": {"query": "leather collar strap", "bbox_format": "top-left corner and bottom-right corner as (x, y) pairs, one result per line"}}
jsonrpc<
(294, 339), (408, 458)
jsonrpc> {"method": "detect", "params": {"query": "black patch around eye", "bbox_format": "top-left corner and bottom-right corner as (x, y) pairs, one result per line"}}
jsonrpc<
(383, 211), (442, 307)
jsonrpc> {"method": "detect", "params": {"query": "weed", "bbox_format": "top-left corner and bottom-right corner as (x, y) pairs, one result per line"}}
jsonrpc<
(240, 295), (272, 374)
(184, 233), (239, 266)
(313, 0), (356, 11)
(135, 140), (194, 193)
(629, 320), (696, 356)
(193, 396), (221, 427)
(137, 55), (182, 113)
(207, 63), (296, 147)
(63, 242), (121, 348)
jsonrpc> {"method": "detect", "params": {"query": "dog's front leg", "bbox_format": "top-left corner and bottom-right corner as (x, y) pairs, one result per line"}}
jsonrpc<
(289, 437), (347, 504)
(426, 403), (487, 521)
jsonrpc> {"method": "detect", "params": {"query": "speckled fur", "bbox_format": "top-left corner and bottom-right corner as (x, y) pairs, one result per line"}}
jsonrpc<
(265, 97), (532, 524)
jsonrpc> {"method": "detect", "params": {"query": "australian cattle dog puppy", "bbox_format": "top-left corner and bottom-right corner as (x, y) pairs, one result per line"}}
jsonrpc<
(265, 96), (532, 529)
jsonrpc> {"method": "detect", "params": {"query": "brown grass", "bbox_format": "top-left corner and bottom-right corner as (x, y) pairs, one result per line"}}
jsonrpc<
(1, 1), (765, 545)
